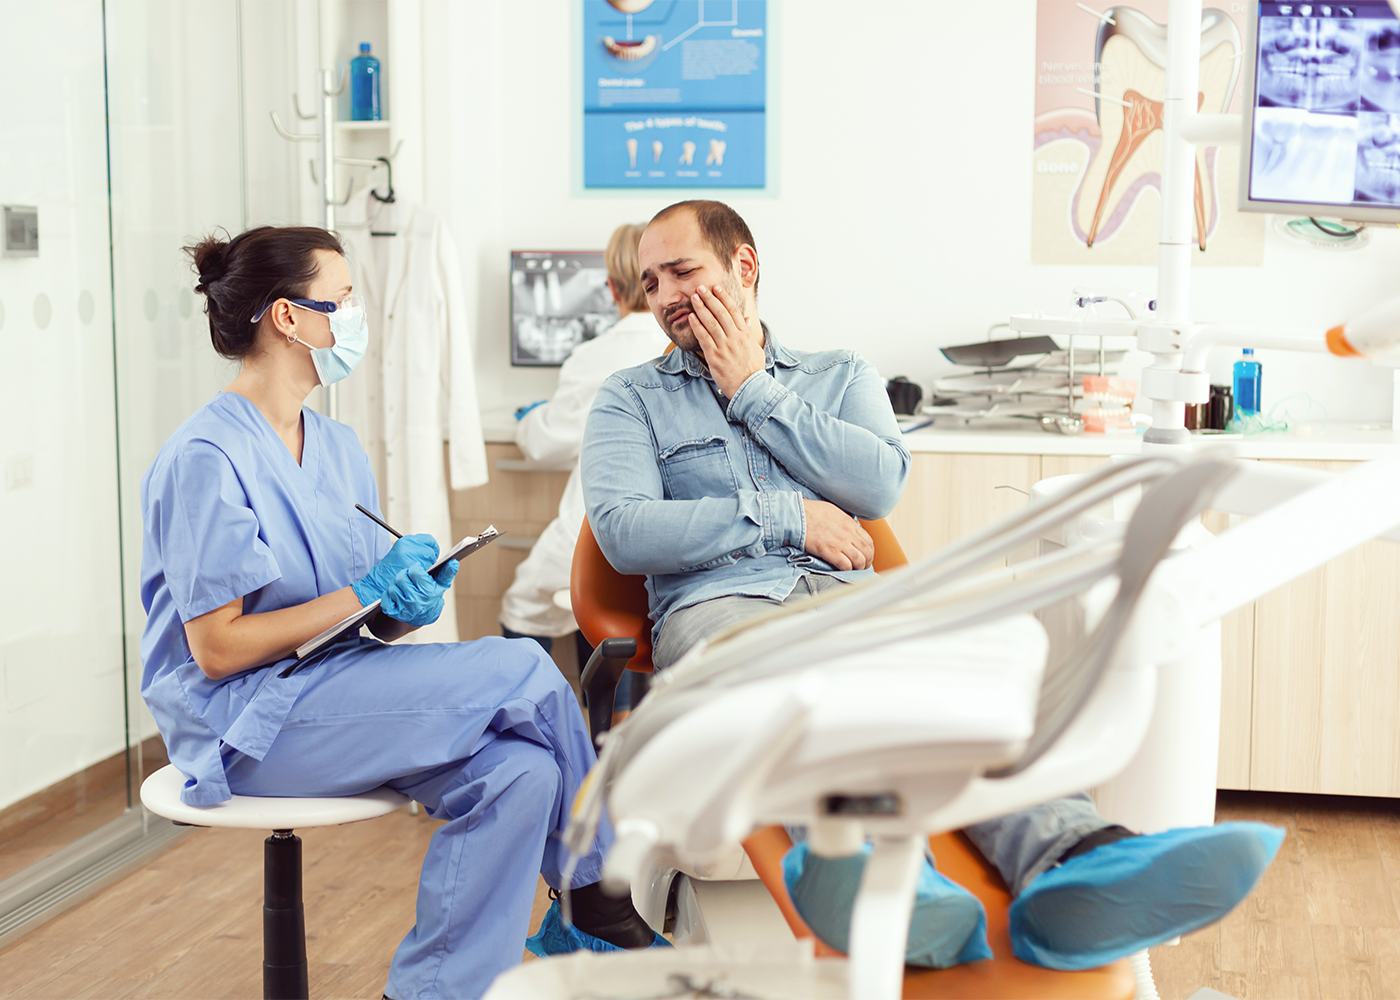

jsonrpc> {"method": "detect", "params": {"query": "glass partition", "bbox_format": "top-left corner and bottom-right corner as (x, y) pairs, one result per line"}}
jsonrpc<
(105, 0), (246, 780)
(0, 0), (246, 900)
(0, 0), (130, 882)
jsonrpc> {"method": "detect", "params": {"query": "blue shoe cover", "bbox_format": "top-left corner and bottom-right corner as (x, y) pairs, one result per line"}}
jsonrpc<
(1009, 821), (1286, 970)
(524, 898), (671, 958)
(782, 841), (992, 968)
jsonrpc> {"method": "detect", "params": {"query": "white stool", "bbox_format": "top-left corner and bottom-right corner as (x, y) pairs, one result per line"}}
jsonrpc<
(140, 764), (408, 1000)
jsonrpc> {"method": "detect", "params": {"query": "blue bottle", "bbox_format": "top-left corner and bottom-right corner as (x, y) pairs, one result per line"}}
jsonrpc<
(350, 43), (381, 121)
(1233, 349), (1262, 416)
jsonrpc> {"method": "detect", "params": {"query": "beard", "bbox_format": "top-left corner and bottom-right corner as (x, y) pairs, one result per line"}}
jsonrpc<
(661, 270), (747, 355)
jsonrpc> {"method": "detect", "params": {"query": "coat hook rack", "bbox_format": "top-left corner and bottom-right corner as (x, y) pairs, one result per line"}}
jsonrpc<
(268, 65), (351, 418)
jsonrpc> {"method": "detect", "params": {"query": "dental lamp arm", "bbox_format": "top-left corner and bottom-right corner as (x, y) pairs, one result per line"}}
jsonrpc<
(1180, 324), (1328, 372)
(1180, 296), (1400, 371)
(727, 354), (911, 519)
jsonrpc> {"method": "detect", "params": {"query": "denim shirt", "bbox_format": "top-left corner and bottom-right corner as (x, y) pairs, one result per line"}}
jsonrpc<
(581, 328), (911, 645)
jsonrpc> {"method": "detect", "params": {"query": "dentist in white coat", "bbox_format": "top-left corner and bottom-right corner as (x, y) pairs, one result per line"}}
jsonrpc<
(500, 223), (670, 680)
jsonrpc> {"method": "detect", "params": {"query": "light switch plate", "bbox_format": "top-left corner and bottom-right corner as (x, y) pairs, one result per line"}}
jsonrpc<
(3, 205), (38, 257)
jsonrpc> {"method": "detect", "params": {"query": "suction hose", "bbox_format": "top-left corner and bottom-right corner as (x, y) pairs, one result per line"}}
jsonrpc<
(1130, 949), (1160, 1000)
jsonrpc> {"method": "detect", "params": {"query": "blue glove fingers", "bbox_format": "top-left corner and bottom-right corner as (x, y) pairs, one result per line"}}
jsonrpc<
(432, 558), (460, 588)
(353, 532), (441, 606)
(380, 565), (449, 625)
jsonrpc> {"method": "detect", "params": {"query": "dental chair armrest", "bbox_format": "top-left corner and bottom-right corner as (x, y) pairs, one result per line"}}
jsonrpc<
(580, 637), (637, 745)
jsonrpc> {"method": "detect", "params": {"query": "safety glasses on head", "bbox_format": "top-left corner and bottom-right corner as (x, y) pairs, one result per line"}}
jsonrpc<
(249, 294), (365, 324)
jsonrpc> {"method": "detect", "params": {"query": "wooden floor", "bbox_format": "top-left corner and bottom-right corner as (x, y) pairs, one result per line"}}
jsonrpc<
(3, 789), (1400, 999)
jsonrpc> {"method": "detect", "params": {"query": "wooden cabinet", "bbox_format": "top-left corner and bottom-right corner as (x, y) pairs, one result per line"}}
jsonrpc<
(448, 442), (571, 643)
(1248, 460), (1400, 797)
(887, 451), (1400, 797)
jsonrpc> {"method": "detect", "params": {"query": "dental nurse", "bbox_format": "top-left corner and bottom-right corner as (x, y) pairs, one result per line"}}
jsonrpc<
(139, 226), (658, 1000)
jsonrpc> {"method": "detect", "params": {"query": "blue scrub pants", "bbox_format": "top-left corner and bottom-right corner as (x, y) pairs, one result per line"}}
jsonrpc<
(223, 636), (607, 1000)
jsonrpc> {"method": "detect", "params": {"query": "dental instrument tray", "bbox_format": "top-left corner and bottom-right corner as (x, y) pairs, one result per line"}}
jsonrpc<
(286, 525), (503, 668)
(939, 336), (1060, 367)
(930, 334), (1127, 428)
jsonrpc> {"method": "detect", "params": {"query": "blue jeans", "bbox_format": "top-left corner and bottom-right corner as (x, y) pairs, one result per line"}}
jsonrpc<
(652, 577), (1112, 896)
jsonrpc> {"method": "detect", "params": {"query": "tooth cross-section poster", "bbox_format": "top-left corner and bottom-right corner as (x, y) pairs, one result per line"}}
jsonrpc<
(1033, 1), (1265, 265)
(583, 0), (767, 189)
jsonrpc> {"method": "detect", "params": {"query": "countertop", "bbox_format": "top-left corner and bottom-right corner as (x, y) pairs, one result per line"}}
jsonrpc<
(482, 407), (1398, 463)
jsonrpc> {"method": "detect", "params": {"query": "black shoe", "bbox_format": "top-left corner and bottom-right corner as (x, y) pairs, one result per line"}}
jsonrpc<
(558, 883), (657, 949)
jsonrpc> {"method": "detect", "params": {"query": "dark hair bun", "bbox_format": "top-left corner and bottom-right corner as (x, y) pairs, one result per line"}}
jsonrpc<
(190, 235), (229, 292)
(182, 225), (346, 360)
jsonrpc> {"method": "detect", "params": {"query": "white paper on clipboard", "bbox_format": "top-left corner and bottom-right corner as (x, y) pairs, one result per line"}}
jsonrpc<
(289, 526), (502, 665)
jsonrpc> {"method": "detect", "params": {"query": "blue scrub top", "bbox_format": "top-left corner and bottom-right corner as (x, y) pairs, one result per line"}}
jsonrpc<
(139, 391), (393, 804)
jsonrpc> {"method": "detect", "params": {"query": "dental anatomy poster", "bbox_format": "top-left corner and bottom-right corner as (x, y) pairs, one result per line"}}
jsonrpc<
(1032, 2), (1266, 265)
(583, 0), (767, 188)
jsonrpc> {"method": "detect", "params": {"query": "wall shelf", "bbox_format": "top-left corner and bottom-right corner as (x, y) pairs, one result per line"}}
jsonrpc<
(336, 120), (391, 130)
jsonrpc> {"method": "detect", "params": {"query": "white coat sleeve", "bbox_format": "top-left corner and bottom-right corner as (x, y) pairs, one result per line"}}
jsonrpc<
(515, 348), (600, 467)
(440, 220), (489, 491)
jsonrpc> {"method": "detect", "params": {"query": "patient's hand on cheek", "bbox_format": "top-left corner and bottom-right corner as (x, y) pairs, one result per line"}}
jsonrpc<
(688, 284), (765, 399)
(801, 499), (874, 571)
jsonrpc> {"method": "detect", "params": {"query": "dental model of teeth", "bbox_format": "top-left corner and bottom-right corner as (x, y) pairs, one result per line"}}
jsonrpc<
(706, 139), (726, 166)
(680, 141), (696, 165)
(1080, 375), (1138, 434)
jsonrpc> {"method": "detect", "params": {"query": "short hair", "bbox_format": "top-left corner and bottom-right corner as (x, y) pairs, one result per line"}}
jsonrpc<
(650, 199), (759, 296)
(605, 223), (649, 313)
(184, 226), (345, 360)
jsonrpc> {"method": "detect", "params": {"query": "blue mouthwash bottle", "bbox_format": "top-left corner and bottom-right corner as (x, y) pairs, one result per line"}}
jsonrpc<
(350, 43), (381, 121)
(1233, 349), (1262, 416)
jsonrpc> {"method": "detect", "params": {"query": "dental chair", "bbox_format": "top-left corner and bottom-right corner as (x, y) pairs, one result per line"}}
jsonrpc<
(564, 511), (1151, 998)
(499, 454), (1241, 1000)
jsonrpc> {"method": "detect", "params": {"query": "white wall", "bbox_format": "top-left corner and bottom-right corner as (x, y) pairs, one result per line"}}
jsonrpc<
(422, 0), (1400, 422)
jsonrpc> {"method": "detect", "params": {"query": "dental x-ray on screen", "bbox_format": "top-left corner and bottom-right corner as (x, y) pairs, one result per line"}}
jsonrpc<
(510, 251), (618, 366)
(1244, 2), (1400, 218)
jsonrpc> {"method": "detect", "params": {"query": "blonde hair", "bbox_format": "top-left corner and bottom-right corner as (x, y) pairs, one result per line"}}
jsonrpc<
(605, 223), (649, 314)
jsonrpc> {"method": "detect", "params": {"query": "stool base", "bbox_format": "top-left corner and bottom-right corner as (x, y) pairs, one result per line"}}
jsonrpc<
(263, 831), (308, 1000)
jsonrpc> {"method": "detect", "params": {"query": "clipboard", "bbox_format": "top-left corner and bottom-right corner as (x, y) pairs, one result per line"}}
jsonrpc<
(283, 525), (503, 672)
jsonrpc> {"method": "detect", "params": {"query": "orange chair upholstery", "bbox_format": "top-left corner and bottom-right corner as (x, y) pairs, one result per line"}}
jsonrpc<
(568, 516), (1134, 999)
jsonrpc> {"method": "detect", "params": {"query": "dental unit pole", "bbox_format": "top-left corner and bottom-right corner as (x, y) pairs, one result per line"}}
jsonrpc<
(1015, 0), (1400, 842)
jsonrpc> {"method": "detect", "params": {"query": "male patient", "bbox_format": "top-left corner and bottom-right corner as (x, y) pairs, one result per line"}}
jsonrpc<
(581, 199), (1282, 970)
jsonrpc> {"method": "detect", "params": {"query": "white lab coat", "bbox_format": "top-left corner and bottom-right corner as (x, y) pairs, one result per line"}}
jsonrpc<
(500, 310), (671, 637)
(341, 197), (489, 644)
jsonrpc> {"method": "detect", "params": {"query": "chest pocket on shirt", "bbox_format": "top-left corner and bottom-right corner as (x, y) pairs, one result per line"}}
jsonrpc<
(349, 512), (385, 579)
(659, 436), (739, 501)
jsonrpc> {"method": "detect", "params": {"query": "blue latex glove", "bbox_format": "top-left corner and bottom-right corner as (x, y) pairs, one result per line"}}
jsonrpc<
(1008, 822), (1285, 970)
(379, 559), (459, 626)
(351, 533), (439, 607)
(783, 841), (992, 968)
(514, 400), (546, 421)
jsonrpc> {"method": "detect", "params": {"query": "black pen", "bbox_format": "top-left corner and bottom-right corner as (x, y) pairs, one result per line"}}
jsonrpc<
(355, 503), (403, 539)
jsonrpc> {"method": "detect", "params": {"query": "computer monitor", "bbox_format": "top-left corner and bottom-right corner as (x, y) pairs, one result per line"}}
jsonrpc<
(1240, 1), (1400, 221)
(510, 250), (618, 366)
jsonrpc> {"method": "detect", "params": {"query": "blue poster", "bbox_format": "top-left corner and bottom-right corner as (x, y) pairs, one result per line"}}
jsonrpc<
(582, 0), (767, 189)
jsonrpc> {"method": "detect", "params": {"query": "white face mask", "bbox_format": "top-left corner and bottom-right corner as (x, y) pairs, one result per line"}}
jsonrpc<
(285, 296), (369, 386)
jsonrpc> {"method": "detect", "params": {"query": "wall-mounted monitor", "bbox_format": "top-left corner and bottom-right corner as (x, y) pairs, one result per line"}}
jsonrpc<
(510, 250), (618, 366)
(1240, 1), (1400, 221)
